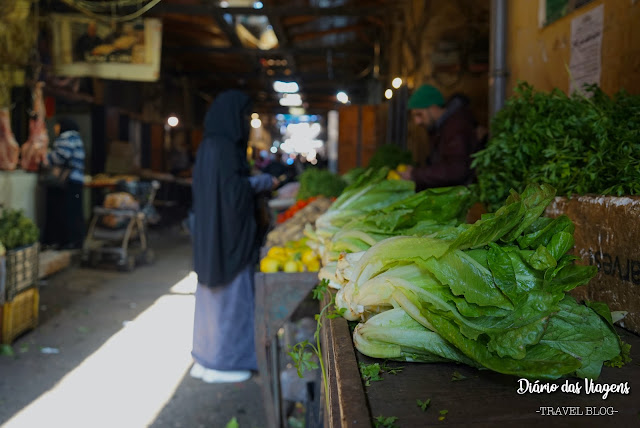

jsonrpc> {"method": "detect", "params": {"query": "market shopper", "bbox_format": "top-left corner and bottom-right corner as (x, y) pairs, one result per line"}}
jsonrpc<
(190, 90), (277, 383)
(43, 117), (85, 249)
(400, 84), (480, 190)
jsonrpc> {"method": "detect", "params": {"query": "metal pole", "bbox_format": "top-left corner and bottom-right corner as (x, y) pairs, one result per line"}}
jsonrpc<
(489, 0), (507, 117)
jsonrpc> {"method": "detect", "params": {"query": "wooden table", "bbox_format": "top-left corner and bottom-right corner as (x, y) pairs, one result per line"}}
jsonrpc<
(255, 271), (320, 428)
(321, 293), (640, 428)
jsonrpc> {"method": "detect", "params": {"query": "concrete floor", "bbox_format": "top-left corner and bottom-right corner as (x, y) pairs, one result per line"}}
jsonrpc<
(0, 227), (266, 428)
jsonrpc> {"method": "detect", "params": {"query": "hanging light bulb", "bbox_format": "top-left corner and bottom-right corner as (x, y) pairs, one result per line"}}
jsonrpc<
(385, 89), (393, 100)
(392, 77), (403, 89)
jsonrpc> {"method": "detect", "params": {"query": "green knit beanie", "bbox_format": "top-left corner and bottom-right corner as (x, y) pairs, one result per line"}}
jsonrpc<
(407, 84), (445, 109)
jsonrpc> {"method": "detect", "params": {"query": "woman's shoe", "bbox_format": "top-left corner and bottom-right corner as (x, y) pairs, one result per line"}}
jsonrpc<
(189, 362), (206, 379)
(201, 369), (252, 384)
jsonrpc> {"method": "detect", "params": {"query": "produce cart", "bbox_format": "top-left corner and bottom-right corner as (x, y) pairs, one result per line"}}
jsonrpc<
(320, 291), (640, 428)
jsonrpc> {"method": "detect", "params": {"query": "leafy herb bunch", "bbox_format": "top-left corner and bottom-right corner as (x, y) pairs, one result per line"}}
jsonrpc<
(473, 82), (640, 211)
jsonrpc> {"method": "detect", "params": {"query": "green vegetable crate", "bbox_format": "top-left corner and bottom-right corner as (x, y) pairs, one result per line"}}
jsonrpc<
(4, 242), (39, 302)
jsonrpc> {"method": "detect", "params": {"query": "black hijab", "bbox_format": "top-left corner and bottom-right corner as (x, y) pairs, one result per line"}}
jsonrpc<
(192, 90), (257, 287)
(57, 118), (80, 133)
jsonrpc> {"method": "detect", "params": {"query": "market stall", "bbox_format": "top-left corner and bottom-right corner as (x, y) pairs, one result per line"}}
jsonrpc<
(255, 121), (640, 427)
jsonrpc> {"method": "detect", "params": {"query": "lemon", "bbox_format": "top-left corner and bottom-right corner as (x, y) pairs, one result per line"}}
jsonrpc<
(396, 164), (408, 173)
(305, 259), (320, 272)
(260, 257), (280, 273)
(283, 260), (300, 273)
(301, 249), (318, 266)
(387, 170), (401, 180)
(267, 246), (286, 258)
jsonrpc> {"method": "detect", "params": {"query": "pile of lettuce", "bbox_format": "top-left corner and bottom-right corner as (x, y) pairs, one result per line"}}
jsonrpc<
(335, 184), (628, 379)
(306, 169), (474, 287)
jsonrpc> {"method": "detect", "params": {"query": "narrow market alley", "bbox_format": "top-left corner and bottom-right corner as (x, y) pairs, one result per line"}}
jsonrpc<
(0, 227), (265, 428)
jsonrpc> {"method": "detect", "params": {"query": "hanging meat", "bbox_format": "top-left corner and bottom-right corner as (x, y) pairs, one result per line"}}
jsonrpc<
(20, 81), (49, 171)
(0, 108), (20, 170)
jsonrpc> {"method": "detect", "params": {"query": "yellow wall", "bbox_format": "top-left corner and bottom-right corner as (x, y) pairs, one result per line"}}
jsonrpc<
(507, 0), (640, 96)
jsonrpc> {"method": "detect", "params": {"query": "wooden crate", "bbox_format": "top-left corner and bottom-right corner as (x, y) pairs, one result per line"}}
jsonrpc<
(545, 195), (640, 335)
(2, 287), (39, 345)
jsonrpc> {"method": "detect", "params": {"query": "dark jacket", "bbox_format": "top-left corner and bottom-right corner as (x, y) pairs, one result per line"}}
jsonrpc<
(192, 90), (257, 287)
(411, 97), (479, 191)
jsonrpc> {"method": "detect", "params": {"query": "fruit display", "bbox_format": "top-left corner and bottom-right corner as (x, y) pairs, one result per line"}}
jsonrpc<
(265, 196), (332, 248)
(277, 196), (320, 224)
(259, 238), (321, 273)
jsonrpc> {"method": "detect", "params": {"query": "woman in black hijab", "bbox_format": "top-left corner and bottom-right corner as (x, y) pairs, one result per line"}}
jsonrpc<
(190, 90), (276, 383)
(44, 117), (85, 249)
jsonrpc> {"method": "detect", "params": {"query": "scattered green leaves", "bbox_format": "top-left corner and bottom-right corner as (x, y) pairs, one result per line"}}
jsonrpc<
(438, 409), (449, 421)
(380, 361), (404, 375)
(224, 417), (239, 428)
(0, 344), (14, 357)
(359, 361), (404, 386)
(451, 371), (468, 381)
(374, 416), (398, 428)
(359, 362), (383, 386)
(605, 341), (632, 368)
(417, 398), (431, 412)
(19, 344), (29, 353)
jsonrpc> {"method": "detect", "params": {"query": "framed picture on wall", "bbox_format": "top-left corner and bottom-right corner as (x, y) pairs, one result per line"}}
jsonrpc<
(50, 14), (162, 82)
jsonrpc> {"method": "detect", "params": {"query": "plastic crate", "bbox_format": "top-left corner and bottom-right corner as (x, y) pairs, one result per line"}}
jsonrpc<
(2, 287), (39, 345)
(5, 243), (39, 302)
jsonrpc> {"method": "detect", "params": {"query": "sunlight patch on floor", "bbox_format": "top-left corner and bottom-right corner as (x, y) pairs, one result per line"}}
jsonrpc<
(4, 274), (197, 428)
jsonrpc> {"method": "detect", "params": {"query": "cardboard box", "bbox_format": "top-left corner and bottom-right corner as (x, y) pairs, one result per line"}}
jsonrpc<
(545, 195), (640, 335)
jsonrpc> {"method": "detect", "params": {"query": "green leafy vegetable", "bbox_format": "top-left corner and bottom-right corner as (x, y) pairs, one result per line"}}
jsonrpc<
(336, 184), (625, 380)
(0, 208), (39, 250)
(296, 168), (346, 201)
(368, 144), (413, 170)
(473, 82), (640, 211)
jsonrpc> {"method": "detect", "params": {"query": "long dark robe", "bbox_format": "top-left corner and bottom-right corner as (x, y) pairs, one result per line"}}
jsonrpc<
(192, 90), (257, 288)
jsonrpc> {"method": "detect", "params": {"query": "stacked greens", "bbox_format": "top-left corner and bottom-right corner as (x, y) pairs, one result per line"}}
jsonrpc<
(367, 144), (413, 170)
(296, 168), (346, 201)
(335, 184), (626, 380)
(0, 209), (39, 250)
(473, 82), (640, 211)
(306, 169), (474, 280)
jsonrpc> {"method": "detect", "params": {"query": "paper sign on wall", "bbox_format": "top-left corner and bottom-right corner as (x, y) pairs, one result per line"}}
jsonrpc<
(569, 4), (603, 94)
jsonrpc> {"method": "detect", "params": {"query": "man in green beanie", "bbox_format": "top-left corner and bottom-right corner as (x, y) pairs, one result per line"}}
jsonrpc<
(400, 84), (480, 190)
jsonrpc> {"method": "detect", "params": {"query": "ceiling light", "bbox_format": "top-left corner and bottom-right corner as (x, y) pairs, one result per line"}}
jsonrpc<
(288, 107), (305, 115)
(253, 1), (263, 9)
(392, 77), (403, 89)
(251, 113), (259, 119)
(251, 118), (262, 128)
(220, 1), (229, 7)
(336, 91), (349, 104)
(279, 93), (302, 107)
(385, 89), (393, 100)
(270, 146), (277, 154)
(167, 116), (179, 127)
(273, 81), (299, 93)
